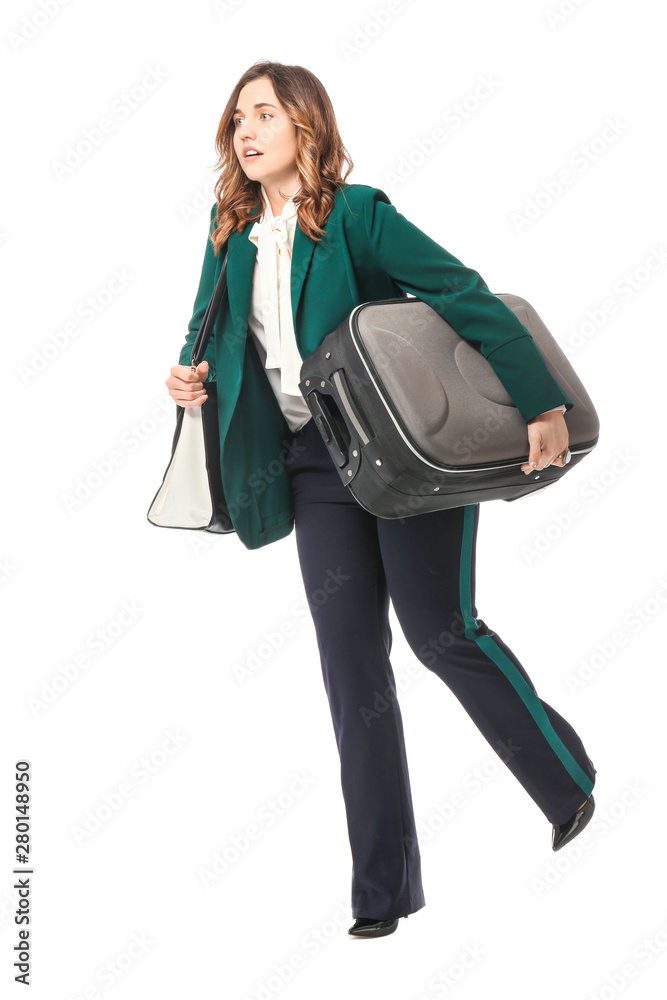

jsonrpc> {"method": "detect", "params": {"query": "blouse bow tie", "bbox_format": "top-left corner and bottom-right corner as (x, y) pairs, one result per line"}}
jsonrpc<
(268, 201), (297, 257)
(247, 189), (303, 395)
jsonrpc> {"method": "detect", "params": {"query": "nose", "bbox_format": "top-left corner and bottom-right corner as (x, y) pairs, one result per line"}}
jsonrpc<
(237, 120), (256, 143)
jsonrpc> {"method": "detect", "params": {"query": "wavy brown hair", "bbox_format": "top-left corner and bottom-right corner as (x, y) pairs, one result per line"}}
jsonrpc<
(208, 60), (354, 254)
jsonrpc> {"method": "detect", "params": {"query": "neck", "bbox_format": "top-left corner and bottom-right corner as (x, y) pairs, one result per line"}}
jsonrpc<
(261, 178), (301, 217)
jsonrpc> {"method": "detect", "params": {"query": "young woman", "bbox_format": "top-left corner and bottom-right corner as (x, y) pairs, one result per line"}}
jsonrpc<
(165, 61), (597, 938)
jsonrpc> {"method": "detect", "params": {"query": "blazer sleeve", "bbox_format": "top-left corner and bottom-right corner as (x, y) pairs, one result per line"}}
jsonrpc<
(177, 202), (220, 375)
(360, 187), (573, 424)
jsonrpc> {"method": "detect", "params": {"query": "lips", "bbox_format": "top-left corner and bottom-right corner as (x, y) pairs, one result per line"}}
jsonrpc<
(244, 149), (263, 158)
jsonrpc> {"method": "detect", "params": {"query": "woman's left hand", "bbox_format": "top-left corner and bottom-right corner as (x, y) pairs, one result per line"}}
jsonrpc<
(520, 411), (570, 475)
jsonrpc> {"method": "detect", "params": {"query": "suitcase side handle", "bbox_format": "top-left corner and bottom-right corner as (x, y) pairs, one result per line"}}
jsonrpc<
(309, 391), (349, 468)
(300, 368), (371, 477)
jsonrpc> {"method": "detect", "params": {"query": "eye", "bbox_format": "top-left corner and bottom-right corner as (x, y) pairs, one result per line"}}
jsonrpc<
(234, 112), (272, 127)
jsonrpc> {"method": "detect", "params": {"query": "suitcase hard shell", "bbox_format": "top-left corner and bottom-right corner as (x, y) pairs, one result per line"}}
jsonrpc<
(297, 293), (599, 519)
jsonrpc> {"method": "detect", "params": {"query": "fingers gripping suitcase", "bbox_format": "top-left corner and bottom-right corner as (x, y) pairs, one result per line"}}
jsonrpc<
(297, 294), (599, 519)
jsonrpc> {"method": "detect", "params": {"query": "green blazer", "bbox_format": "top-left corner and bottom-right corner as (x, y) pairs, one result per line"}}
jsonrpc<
(178, 183), (572, 551)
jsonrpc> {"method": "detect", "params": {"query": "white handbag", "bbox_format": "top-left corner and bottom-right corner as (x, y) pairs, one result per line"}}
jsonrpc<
(146, 242), (233, 533)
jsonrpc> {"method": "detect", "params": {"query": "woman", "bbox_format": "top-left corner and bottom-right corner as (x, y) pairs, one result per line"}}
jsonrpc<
(165, 61), (597, 938)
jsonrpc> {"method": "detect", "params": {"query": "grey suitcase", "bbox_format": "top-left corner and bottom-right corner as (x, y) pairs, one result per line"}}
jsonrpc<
(298, 293), (599, 518)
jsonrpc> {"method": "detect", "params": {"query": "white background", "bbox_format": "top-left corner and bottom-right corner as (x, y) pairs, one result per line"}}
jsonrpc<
(3, 0), (667, 998)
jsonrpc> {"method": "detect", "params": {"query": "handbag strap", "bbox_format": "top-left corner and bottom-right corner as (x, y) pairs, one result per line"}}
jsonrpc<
(190, 240), (229, 369)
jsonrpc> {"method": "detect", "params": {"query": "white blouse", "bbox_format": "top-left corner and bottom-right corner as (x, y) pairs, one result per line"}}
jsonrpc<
(246, 184), (566, 434)
(247, 183), (313, 434)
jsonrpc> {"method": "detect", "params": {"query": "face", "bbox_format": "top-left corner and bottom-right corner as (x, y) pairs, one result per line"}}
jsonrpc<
(233, 77), (299, 194)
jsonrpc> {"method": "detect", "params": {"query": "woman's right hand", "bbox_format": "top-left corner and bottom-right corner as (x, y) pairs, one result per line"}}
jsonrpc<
(165, 360), (209, 407)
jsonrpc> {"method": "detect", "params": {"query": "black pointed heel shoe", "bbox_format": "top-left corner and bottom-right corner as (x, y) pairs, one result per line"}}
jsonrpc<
(348, 915), (403, 937)
(552, 793), (595, 851)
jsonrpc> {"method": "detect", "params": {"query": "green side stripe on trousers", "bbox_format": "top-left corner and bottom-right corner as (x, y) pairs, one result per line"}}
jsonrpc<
(459, 505), (594, 798)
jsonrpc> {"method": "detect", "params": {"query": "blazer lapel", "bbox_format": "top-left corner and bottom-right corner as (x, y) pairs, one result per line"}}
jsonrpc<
(290, 223), (316, 351)
(225, 225), (256, 349)
(224, 201), (317, 359)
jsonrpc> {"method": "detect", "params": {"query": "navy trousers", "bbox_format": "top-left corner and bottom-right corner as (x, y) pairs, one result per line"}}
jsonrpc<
(287, 416), (596, 920)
